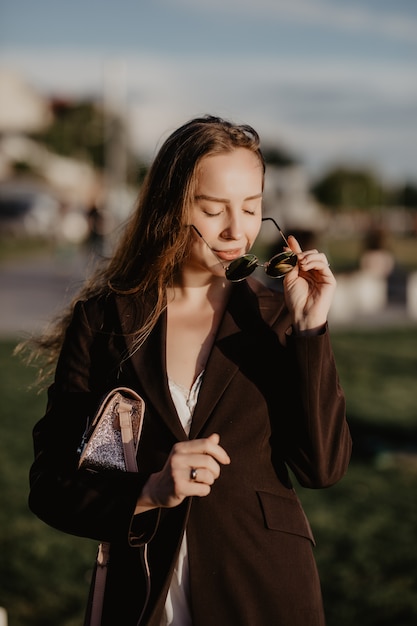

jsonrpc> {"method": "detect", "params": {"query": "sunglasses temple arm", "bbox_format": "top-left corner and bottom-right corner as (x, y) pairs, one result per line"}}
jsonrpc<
(261, 217), (291, 248)
(190, 224), (204, 239)
(189, 225), (227, 269)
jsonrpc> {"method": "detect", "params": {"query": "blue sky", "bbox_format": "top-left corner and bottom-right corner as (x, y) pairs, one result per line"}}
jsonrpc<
(1, 0), (416, 182)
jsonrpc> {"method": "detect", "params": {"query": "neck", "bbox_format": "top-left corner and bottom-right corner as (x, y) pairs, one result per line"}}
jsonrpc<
(167, 271), (231, 306)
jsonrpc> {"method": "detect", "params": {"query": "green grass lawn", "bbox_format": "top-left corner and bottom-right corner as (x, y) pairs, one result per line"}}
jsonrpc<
(0, 340), (96, 626)
(332, 326), (417, 429)
(1, 328), (417, 625)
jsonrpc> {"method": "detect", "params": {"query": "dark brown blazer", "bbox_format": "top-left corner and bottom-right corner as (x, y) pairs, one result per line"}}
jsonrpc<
(29, 277), (351, 626)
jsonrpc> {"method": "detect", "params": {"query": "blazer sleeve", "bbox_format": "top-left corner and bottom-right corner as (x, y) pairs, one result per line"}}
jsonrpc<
(278, 326), (351, 489)
(28, 299), (159, 545)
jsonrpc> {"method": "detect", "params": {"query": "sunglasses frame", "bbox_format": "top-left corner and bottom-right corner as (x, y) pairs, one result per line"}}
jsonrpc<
(191, 217), (297, 282)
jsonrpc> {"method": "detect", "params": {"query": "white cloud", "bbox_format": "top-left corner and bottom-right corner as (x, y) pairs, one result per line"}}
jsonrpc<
(168, 0), (417, 43)
(1, 47), (416, 181)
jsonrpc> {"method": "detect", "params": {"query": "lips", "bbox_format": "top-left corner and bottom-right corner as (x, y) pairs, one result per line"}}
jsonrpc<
(212, 249), (244, 262)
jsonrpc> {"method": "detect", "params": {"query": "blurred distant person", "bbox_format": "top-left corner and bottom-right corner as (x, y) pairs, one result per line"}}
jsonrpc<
(360, 226), (394, 279)
(85, 202), (105, 256)
(26, 115), (351, 626)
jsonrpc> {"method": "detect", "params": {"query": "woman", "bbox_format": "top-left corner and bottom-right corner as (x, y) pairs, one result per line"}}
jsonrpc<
(28, 115), (351, 626)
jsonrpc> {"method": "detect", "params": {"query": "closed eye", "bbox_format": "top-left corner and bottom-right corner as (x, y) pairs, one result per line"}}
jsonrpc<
(243, 199), (262, 215)
(203, 209), (224, 217)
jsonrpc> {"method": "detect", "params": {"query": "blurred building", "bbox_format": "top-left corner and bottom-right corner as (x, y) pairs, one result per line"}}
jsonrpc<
(0, 68), (99, 241)
(0, 68), (51, 137)
(261, 163), (328, 252)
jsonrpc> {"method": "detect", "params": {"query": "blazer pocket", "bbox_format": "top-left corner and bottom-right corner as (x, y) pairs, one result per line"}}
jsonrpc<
(257, 490), (316, 545)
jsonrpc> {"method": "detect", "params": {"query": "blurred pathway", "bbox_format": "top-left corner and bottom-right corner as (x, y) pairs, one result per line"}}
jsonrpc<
(0, 249), (413, 339)
(0, 249), (93, 338)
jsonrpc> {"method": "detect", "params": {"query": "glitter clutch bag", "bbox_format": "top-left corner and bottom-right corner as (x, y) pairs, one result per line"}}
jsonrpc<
(78, 386), (145, 473)
(78, 387), (146, 626)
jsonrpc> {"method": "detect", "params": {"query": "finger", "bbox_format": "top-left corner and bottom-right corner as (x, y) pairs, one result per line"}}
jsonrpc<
(188, 466), (217, 485)
(298, 251), (331, 273)
(298, 249), (319, 259)
(188, 482), (212, 498)
(183, 453), (223, 479)
(287, 234), (303, 254)
(177, 435), (231, 465)
(206, 433), (231, 464)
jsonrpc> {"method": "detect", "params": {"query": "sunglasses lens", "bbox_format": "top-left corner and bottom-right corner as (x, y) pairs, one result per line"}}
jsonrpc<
(265, 252), (297, 278)
(226, 254), (258, 282)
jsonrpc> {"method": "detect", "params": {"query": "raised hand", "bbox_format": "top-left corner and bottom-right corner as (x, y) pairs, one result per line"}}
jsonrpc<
(135, 433), (230, 513)
(283, 235), (336, 334)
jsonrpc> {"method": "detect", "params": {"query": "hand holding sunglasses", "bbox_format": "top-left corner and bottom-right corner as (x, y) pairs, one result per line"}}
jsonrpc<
(192, 217), (335, 333)
(282, 231), (336, 334)
(191, 217), (297, 282)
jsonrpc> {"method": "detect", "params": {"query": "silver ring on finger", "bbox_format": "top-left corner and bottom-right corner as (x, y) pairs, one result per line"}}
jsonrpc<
(190, 467), (198, 481)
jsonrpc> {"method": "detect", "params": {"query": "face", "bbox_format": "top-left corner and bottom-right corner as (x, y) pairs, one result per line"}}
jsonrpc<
(188, 148), (264, 279)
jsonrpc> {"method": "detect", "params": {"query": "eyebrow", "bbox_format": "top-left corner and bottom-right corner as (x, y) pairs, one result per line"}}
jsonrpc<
(194, 193), (263, 203)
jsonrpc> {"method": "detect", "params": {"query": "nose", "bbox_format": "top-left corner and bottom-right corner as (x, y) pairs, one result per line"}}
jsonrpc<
(220, 214), (243, 240)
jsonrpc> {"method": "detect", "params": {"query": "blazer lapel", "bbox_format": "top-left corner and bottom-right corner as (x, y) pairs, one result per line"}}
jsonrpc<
(190, 279), (287, 438)
(115, 294), (187, 441)
(188, 311), (240, 438)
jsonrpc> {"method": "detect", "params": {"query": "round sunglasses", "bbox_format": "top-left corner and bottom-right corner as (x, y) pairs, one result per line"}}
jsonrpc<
(191, 217), (297, 282)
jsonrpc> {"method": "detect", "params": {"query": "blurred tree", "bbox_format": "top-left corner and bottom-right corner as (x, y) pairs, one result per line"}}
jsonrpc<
(33, 99), (146, 185)
(311, 167), (387, 211)
(395, 182), (417, 209)
(37, 98), (107, 168)
(11, 159), (43, 179)
(263, 145), (299, 167)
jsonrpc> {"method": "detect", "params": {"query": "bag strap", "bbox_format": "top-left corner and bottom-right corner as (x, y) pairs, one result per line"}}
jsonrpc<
(88, 392), (143, 626)
(89, 542), (110, 626)
(118, 400), (139, 472)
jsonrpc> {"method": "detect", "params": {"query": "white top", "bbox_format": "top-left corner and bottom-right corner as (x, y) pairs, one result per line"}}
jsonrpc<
(160, 371), (204, 626)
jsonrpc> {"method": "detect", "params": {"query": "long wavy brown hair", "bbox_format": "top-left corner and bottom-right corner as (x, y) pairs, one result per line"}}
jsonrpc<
(18, 115), (265, 385)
